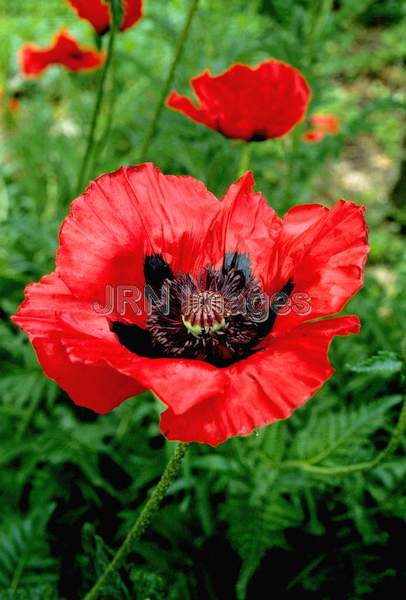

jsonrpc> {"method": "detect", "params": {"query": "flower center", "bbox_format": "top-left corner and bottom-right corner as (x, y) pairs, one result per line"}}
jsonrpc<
(112, 253), (294, 368)
(181, 291), (226, 337)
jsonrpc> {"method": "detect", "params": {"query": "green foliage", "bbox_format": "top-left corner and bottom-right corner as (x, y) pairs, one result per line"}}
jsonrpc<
(79, 523), (128, 599)
(222, 486), (303, 599)
(289, 394), (403, 466)
(0, 0), (405, 598)
(350, 350), (404, 377)
(0, 505), (58, 597)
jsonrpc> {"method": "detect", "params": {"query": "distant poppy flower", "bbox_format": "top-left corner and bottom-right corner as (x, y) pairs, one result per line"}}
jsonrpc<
(167, 60), (311, 141)
(303, 113), (340, 143)
(20, 30), (105, 78)
(8, 95), (21, 113)
(0, 88), (20, 113)
(12, 164), (368, 446)
(311, 114), (340, 134)
(67, 0), (143, 35)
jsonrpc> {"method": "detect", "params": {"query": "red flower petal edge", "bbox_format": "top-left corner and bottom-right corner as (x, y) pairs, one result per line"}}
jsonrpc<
(12, 164), (369, 446)
(167, 60), (311, 141)
(20, 30), (105, 78)
(66, 0), (143, 34)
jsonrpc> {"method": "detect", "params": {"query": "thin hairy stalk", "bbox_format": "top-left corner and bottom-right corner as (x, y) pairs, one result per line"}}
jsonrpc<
(138, 0), (200, 162)
(280, 395), (406, 476)
(93, 62), (118, 168)
(83, 442), (189, 600)
(77, 27), (116, 194)
(237, 142), (252, 177)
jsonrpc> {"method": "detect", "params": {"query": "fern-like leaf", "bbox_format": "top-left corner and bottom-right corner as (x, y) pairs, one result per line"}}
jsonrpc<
(0, 505), (58, 595)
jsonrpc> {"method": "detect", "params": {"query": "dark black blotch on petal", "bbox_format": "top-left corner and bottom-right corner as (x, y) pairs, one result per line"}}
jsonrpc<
(111, 321), (157, 358)
(144, 254), (174, 295)
(256, 278), (295, 339)
(222, 252), (251, 288)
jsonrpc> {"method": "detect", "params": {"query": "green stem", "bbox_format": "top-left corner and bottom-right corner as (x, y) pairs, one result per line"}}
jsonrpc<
(280, 395), (406, 477)
(138, 0), (200, 162)
(237, 142), (251, 177)
(93, 59), (118, 169)
(77, 27), (116, 194)
(83, 442), (189, 600)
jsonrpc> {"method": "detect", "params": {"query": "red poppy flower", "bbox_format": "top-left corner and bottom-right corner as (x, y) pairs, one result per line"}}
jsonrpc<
(67, 0), (143, 35)
(20, 30), (105, 78)
(310, 114), (340, 135)
(12, 164), (368, 446)
(0, 88), (20, 113)
(8, 96), (21, 113)
(303, 113), (340, 143)
(167, 60), (311, 141)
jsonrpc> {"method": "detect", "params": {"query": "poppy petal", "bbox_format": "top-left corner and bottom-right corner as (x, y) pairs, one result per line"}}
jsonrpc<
(56, 164), (221, 325)
(211, 171), (282, 285)
(270, 200), (368, 335)
(58, 328), (227, 416)
(20, 30), (105, 78)
(12, 273), (143, 412)
(167, 90), (213, 128)
(160, 315), (359, 445)
(66, 0), (111, 34)
(12, 272), (225, 416)
(121, 0), (143, 31)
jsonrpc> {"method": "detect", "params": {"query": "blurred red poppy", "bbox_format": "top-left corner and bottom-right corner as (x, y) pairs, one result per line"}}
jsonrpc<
(67, 0), (143, 34)
(13, 164), (368, 446)
(0, 88), (20, 113)
(167, 60), (311, 141)
(20, 30), (106, 78)
(8, 96), (21, 113)
(311, 114), (340, 134)
(303, 113), (340, 143)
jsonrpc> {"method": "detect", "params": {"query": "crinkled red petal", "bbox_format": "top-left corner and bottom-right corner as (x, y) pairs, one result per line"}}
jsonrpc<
(12, 273), (143, 412)
(56, 163), (221, 325)
(160, 315), (360, 445)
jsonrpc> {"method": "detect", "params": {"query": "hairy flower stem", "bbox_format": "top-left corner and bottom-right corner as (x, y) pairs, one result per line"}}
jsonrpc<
(83, 442), (189, 600)
(237, 142), (252, 177)
(138, 0), (200, 162)
(77, 27), (116, 194)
